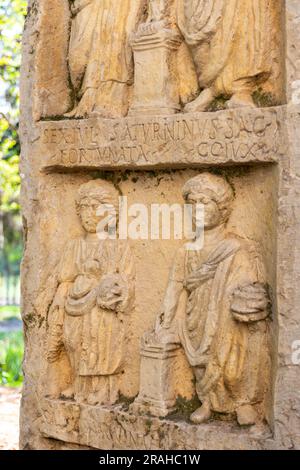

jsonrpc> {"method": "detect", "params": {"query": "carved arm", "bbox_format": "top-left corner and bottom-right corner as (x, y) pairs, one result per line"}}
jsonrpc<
(46, 282), (71, 363)
(231, 283), (271, 323)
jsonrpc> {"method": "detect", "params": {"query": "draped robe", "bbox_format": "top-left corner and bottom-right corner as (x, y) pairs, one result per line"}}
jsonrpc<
(48, 237), (134, 403)
(68, 0), (144, 117)
(162, 235), (271, 417)
(177, 0), (273, 96)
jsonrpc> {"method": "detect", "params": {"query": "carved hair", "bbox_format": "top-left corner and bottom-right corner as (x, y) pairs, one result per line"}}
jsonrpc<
(182, 173), (234, 222)
(76, 180), (119, 212)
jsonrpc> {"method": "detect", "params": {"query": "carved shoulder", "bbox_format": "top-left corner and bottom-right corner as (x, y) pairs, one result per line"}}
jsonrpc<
(227, 234), (266, 285)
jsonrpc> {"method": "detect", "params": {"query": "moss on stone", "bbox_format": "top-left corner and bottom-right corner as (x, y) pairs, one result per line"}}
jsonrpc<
(252, 88), (278, 108)
(168, 395), (200, 422)
(207, 95), (229, 112)
(117, 393), (136, 411)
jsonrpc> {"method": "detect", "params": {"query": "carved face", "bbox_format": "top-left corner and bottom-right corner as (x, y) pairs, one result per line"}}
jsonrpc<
(78, 196), (114, 234)
(187, 193), (222, 230)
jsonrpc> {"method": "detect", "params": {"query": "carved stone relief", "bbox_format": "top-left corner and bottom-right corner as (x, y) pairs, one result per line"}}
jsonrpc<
(20, 0), (300, 451)
(34, 0), (145, 120)
(40, 108), (283, 171)
(67, 0), (144, 118)
(177, 0), (283, 112)
(46, 180), (135, 406)
(133, 173), (272, 431)
(34, 0), (283, 120)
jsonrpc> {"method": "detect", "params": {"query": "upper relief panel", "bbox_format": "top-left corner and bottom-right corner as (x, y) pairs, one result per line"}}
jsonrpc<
(34, 0), (284, 121)
(34, 0), (146, 120)
(177, 0), (284, 111)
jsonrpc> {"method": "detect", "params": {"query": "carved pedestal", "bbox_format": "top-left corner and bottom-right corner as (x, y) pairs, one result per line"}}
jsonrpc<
(129, 29), (182, 116)
(131, 341), (181, 417)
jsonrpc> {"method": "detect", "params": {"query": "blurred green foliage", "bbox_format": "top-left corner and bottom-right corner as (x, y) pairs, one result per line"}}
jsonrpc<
(0, 305), (20, 321)
(0, 331), (23, 387)
(0, 1), (27, 289)
(0, 1), (26, 387)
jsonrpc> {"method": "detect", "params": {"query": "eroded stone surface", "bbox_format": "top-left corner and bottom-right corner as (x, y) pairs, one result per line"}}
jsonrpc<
(40, 108), (283, 170)
(134, 173), (272, 428)
(40, 399), (277, 450)
(34, 0), (284, 119)
(19, 0), (300, 450)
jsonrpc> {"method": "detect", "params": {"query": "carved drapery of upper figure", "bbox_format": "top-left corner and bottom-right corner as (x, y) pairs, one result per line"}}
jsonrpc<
(46, 180), (135, 406)
(34, 0), (282, 120)
(67, 0), (146, 118)
(130, 0), (283, 114)
(143, 173), (272, 429)
(177, 0), (283, 112)
(35, 0), (146, 120)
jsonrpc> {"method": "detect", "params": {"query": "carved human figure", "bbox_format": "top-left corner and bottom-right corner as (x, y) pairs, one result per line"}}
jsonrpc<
(47, 180), (135, 406)
(177, 0), (275, 111)
(137, 0), (173, 34)
(154, 173), (272, 427)
(67, 0), (144, 118)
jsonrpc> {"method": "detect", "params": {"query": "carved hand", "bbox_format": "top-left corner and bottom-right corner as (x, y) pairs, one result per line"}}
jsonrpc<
(137, 20), (169, 36)
(150, 310), (180, 344)
(97, 274), (128, 312)
(231, 283), (271, 323)
(155, 309), (171, 330)
(143, 318), (179, 347)
(49, 282), (71, 313)
(82, 259), (101, 276)
(184, 270), (203, 292)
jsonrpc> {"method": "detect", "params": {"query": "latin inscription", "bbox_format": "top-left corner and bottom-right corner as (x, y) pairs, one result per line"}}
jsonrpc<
(40, 109), (283, 169)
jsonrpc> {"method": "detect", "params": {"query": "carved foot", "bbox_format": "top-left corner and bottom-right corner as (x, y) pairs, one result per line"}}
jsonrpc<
(226, 92), (256, 109)
(249, 422), (272, 439)
(236, 404), (258, 426)
(63, 109), (77, 118)
(63, 106), (125, 120)
(60, 386), (75, 400)
(184, 88), (215, 113)
(63, 107), (92, 119)
(190, 401), (212, 424)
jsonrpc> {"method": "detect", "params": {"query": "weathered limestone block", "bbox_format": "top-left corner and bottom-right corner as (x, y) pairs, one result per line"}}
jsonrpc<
(129, 0), (182, 115)
(19, 0), (300, 450)
(33, 0), (71, 120)
(129, 28), (182, 116)
(34, 0), (284, 119)
(137, 173), (273, 429)
(40, 108), (284, 171)
(131, 341), (182, 417)
(40, 398), (277, 450)
(286, 1), (300, 103)
(177, 0), (284, 112)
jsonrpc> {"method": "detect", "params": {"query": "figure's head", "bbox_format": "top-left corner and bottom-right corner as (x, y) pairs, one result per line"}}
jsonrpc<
(182, 173), (234, 230)
(76, 180), (119, 234)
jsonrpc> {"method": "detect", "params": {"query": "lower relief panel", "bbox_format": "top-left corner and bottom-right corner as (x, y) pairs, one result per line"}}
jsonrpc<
(33, 166), (278, 449)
